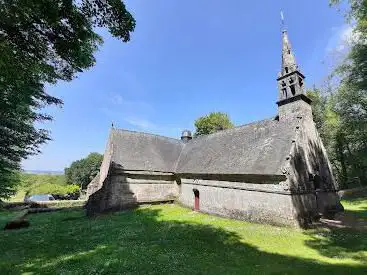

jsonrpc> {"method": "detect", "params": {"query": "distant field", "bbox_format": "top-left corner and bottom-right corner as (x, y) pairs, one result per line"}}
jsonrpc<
(7, 173), (79, 202)
(0, 198), (366, 274)
(23, 170), (64, 175)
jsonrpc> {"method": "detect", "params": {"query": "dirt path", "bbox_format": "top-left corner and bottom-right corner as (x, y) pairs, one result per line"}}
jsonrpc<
(319, 211), (367, 231)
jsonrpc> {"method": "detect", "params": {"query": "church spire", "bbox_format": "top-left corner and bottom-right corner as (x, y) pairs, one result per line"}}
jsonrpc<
(279, 11), (297, 75)
(277, 27), (307, 102)
(281, 30), (298, 75)
(276, 21), (312, 121)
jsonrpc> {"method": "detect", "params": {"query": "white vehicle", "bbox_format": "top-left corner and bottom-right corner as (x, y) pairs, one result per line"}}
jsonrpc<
(24, 194), (55, 203)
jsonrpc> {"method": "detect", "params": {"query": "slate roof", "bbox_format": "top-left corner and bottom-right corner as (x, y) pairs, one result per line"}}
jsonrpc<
(176, 119), (296, 175)
(108, 118), (298, 175)
(110, 129), (184, 172)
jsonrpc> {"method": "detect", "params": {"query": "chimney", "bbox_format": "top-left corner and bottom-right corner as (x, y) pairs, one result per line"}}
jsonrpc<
(181, 130), (192, 142)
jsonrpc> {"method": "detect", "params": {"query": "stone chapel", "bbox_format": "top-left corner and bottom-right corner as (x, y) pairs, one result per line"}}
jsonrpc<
(86, 28), (343, 227)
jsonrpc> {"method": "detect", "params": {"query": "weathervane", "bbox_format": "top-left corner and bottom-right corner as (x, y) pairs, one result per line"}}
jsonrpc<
(280, 10), (286, 31)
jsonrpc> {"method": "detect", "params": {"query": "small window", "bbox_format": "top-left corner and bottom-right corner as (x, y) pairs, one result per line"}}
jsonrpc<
(282, 88), (287, 98)
(285, 67), (289, 74)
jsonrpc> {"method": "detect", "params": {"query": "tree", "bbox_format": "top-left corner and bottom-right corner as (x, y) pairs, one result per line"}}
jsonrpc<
(307, 87), (328, 132)
(0, 0), (135, 198)
(328, 0), (367, 186)
(307, 88), (347, 188)
(194, 112), (234, 137)
(65, 152), (103, 190)
(308, 83), (366, 188)
(19, 173), (80, 197)
(330, 1), (367, 95)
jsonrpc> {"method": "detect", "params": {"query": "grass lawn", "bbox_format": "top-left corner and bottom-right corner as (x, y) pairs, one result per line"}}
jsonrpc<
(342, 198), (367, 221)
(0, 199), (366, 274)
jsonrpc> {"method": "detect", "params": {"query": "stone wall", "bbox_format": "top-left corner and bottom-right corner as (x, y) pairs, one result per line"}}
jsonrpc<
(303, 118), (338, 190)
(315, 191), (344, 217)
(87, 131), (114, 198)
(278, 96), (313, 121)
(107, 171), (179, 208)
(177, 177), (342, 227)
(86, 169), (178, 214)
(178, 179), (300, 227)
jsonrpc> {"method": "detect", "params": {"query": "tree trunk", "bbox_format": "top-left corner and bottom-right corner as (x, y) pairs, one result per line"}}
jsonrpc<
(336, 134), (348, 189)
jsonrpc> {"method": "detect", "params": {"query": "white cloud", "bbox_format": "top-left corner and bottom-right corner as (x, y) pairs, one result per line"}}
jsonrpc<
(123, 116), (158, 130)
(100, 93), (155, 130)
(100, 94), (184, 138)
(109, 93), (153, 112)
(123, 116), (183, 138)
(326, 24), (362, 54)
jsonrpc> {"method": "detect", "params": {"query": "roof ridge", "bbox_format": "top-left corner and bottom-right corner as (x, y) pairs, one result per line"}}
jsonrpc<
(173, 142), (186, 172)
(111, 128), (183, 144)
(189, 117), (277, 142)
(110, 117), (278, 144)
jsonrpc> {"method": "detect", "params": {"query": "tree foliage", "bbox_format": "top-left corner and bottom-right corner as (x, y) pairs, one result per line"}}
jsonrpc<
(65, 152), (103, 189)
(20, 173), (79, 196)
(0, 0), (135, 198)
(194, 112), (234, 137)
(308, 85), (366, 188)
(320, 0), (367, 187)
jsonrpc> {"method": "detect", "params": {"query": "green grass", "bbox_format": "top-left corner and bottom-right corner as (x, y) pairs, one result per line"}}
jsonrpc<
(0, 199), (366, 275)
(342, 198), (367, 221)
(30, 200), (86, 209)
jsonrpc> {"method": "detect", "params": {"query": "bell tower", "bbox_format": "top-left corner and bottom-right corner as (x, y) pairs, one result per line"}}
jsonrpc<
(276, 28), (312, 120)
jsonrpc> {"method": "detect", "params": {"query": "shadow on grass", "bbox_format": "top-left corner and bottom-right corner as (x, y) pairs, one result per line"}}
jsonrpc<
(343, 198), (367, 220)
(344, 208), (367, 221)
(0, 207), (366, 275)
(305, 198), (367, 262)
(305, 227), (367, 263)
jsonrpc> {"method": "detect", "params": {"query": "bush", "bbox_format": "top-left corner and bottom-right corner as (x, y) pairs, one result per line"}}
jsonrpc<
(26, 182), (80, 196)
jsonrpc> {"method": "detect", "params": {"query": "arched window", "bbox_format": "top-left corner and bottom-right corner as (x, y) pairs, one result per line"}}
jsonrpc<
(193, 189), (200, 211)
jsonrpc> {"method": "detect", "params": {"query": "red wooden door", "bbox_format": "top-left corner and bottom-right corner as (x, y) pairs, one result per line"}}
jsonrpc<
(194, 189), (199, 210)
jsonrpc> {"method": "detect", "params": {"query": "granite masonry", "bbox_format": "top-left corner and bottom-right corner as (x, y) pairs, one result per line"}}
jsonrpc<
(86, 29), (343, 227)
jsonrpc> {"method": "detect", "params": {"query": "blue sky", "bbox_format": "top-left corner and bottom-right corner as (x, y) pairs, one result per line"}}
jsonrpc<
(23, 0), (350, 171)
